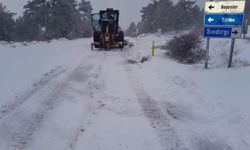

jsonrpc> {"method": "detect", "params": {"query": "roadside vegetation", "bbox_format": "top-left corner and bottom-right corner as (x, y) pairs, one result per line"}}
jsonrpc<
(163, 28), (205, 64)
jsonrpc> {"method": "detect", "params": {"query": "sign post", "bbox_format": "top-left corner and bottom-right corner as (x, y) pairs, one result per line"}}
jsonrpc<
(243, 19), (248, 39)
(205, 38), (210, 69)
(203, 0), (246, 68)
(228, 38), (236, 68)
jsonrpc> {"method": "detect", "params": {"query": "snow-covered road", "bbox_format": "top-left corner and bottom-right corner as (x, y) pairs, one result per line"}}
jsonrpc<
(0, 39), (166, 150)
(0, 35), (250, 150)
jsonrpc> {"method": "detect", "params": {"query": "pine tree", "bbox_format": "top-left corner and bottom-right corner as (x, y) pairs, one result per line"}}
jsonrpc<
(171, 0), (195, 32)
(78, 0), (93, 37)
(125, 22), (137, 37)
(138, 0), (203, 34)
(14, 15), (43, 41)
(48, 0), (80, 39)
(154, 0), (173, 32)
(22, 0), (81, 40)
(0, 3), (15, 42)
(139, 2), (158, 33)
(21, 0), (49, 41)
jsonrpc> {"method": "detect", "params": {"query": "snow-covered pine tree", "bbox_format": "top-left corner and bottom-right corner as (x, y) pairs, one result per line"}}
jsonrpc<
(139, 1), (158, 33)
(0, 3), (15, 42)
(125, 22), (137, 37)
(153, 0), (173, 32)
(19, 0), (49, 40)
(22, 0), (81, 40)
(171, 0), (202, 33)
(138, 0), (203, 34)
(78, 0), (93, 38)
(48, 0), (80, 39)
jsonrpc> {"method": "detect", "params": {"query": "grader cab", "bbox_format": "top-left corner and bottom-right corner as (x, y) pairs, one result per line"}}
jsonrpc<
(91, 8), (127, 50)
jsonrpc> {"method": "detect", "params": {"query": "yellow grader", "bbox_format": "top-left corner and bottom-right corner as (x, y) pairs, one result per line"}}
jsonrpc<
(91, 8), (128, 51)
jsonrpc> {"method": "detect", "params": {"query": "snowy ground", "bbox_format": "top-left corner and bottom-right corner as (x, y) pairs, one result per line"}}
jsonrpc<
(0, 30), (249, 150)
(126, 33), (250, 149)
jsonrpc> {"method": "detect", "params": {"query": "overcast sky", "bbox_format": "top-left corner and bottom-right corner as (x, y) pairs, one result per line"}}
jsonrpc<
(1, 0), (204, 29)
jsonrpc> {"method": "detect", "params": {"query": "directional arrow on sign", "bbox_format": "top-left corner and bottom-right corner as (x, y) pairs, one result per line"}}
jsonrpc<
(231, 27), (242, 38)
(209, 5), (215, 10)
(208, 17), (214, 23)
(232, 30), (239, 36)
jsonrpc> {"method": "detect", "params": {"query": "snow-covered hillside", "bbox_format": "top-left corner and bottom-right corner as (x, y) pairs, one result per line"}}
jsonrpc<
(0, 31), (249, 150)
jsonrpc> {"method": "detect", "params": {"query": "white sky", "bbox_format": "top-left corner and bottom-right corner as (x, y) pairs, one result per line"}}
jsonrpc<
(0, 0), (152, 29)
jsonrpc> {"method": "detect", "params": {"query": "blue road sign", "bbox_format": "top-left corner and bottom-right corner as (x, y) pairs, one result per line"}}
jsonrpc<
(204, 27), (232, 38)
(203, 27), (242, 38)
(204, 14), (244, 26)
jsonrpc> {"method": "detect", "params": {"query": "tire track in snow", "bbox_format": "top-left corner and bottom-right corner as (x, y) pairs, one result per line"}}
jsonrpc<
(12, 78), (70, 149)
(0, 53), (94, 150)
(11, 61), (93, 150)
(0, 66), (67, 121)
(122, 52), (184, 150)
(67, 51), (106, 150)
(0, 49), (90, 120)
(68, 65), (103, 150)
(121, 49), (234, 150)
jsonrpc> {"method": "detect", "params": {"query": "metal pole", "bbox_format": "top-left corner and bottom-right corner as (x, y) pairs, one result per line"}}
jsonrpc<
(245, 19), (248, 39)
(228, 38), (236, 68)
(243, 19), (247, 39)
(205, 38), (210, 69)
(243, 26), (246, 39)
